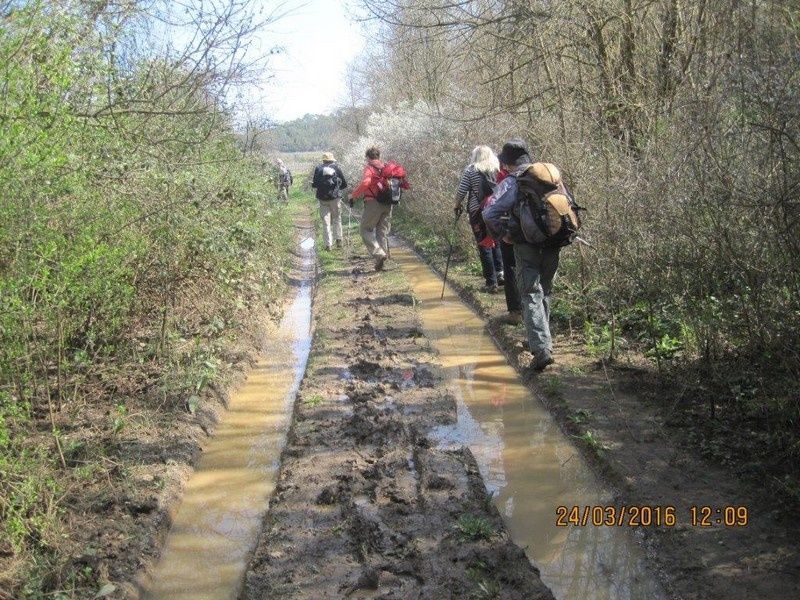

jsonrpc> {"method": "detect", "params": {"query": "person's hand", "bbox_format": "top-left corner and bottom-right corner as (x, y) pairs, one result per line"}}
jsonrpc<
(453, 203), (463, 217)
(502, 234), (512, 244)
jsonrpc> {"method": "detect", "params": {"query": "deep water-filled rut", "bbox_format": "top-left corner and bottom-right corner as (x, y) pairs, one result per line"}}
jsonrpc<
(140, 236), (314, 600)
(393, 246), (666, 600)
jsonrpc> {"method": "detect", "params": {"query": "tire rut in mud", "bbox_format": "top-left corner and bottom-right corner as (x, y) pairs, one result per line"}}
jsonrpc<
(242, 252), (553, 599)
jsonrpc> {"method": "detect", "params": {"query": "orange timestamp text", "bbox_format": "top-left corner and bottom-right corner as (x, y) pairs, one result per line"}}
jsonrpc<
(556, 505), (749, 527)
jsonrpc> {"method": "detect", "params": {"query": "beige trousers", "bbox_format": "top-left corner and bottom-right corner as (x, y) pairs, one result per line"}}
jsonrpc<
(360, 200), (392, 258)
(318, 199), (343, 248)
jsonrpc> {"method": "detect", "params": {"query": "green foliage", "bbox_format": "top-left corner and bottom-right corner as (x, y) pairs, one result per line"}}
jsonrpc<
(583, 321), (614, 358)
(0, 3), (293, 595)
(567, 409), (592, 425)
(467, 561), (500, 600)
(541, 375), (563, 396)
(0, 399), (60, 564)
(111, 404), (128, 434)
(573, 430), (607, 452)
(268, 113), (341, 152)
(472, 580), (500, 600)
(454, 514), (494, 541)
(550, 296), (581, 328)
(645, 333), (684, 362)
(305, 394), (324, 407)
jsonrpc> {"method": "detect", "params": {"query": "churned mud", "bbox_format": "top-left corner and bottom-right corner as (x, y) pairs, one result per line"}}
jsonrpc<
(398, 230), (800, 600)
(241, 247), (553, 599)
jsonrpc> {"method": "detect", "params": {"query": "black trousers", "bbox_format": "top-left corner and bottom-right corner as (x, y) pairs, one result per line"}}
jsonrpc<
(500, 240), (521, 312)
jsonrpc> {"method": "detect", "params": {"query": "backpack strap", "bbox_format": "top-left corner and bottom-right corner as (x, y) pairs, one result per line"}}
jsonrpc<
(477, 169), (495, 199)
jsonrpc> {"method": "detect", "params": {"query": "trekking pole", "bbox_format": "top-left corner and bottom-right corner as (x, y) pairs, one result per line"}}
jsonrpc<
(440, 208), (462, 300)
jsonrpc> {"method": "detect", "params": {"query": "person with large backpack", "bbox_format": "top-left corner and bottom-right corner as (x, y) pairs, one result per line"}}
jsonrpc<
(454, 146), (505, 294)
(483, 139), (583, 372)
(348, 146), (408, 271)
(311, 152), (348, 250)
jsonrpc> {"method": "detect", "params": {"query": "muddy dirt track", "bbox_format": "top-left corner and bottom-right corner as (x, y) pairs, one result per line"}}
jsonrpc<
(241, 244), (554, 599)
(135, 202), (800, 600)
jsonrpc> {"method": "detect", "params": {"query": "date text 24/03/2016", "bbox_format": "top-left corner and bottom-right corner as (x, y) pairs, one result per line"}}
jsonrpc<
(555, 505), (749, 527)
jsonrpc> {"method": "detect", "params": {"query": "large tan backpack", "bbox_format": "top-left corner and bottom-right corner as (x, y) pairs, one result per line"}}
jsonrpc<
(514, 162), (583, 247)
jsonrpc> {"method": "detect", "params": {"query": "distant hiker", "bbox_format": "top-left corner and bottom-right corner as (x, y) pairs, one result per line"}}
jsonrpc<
(483, 139), (580, 371)
(277, 159), (293, 202)
(349, 146), (409, 271)
(312, 152), (348, 250)
(454, 146), (504, 294)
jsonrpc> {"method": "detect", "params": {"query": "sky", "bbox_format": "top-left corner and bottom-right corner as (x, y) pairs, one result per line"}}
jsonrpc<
(253, 0), (367, 123)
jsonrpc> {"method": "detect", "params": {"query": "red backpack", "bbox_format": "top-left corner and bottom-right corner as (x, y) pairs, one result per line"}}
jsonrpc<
(371, 161), (409, 205)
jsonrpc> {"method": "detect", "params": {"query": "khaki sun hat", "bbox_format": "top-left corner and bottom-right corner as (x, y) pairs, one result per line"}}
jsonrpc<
(321, 152), (335, 162)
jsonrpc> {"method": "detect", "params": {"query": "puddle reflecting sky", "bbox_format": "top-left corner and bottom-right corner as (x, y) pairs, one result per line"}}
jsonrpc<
(396, 247), (665, 600)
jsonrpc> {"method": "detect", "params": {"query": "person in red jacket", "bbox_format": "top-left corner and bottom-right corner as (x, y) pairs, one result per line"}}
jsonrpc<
(349, 146), (392, 271)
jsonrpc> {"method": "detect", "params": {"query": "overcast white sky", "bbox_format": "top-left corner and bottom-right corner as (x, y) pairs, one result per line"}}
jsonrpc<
(253, 0), (367, 122)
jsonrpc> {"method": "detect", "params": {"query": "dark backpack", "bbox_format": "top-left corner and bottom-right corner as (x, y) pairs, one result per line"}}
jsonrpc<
(318, 164), (341, 199)
(514, 163), (584, 248)
(478, 170), (495, 206)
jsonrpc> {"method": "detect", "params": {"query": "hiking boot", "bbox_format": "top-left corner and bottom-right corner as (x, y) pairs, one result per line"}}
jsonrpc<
(497, 271), (505, 286)
(375, 255), (386, 271)
(532, 350), (555, 372)
(483, 283), (499, 294)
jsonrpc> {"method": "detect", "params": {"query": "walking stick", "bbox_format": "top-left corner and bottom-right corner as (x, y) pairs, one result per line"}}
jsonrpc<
(440, 208), (462, 300)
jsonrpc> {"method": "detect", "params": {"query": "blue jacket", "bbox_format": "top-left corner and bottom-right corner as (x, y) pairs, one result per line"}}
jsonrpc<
(482, 173), (523, 242)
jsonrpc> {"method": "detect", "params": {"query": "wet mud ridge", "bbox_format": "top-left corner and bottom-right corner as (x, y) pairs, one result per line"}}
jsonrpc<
(242, 252), (554, 599)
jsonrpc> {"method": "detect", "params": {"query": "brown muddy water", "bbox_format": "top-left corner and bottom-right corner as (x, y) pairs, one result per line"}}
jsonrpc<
(140, 239), (314, 600)
(394, 246), (666, 600)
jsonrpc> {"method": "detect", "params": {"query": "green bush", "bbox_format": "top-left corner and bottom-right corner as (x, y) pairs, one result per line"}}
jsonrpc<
(0, 3), (292, 594)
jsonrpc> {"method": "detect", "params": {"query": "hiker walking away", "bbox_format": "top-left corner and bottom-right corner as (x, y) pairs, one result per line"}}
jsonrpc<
(277, 159), (293, 202)
(495, 165), (523, 324)
(483, 139), (579, 371)
(454, 146), (504, 294)
(312, 152), (348, 250)
(349, 146), (399, 271)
